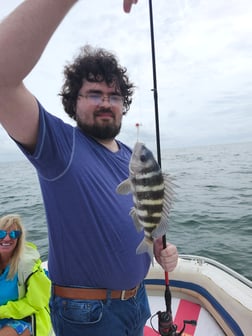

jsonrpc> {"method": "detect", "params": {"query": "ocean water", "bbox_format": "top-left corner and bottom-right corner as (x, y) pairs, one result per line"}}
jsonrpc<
(0, 141), (251, 281)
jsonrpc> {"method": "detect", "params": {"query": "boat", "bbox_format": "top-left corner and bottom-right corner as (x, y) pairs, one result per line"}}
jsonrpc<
(144, 255), (252, 336)
(43, 254), (252, 336)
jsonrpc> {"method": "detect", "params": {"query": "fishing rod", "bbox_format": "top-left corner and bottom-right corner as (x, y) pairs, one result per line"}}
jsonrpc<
(148, 0), (161, 167)
(148, 1), (196, 335)
(148, 0), (173, 331)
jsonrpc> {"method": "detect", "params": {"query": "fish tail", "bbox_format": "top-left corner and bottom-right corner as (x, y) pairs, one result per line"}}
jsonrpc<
(136, 238), (154, 265)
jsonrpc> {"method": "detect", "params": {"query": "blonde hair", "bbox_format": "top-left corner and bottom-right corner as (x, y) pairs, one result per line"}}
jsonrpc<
(0, 214), (26, 279)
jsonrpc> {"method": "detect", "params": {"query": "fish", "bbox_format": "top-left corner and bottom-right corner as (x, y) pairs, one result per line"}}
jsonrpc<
(116, 142), (175, 263)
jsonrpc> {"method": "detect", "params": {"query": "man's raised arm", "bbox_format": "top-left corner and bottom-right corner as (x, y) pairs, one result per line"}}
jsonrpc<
(0, 0), (78, 149)
(0, 0), (138, 150)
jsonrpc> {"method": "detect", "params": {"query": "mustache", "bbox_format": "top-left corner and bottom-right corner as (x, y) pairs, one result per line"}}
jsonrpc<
(94, 108), (115, 118)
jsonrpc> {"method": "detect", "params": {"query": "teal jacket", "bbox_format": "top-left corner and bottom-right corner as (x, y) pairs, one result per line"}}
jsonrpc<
(0, 242), (53, 335)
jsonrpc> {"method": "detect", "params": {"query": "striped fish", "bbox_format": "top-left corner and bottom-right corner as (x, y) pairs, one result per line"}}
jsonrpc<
(116, 142), (174, 263)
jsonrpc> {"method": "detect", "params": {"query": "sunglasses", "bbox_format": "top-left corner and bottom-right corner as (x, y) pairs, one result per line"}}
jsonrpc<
(0, 230), (22, 239)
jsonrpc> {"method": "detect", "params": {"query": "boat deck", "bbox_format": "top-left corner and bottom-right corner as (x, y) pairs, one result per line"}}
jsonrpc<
(144, 256), (252, 336)
(145, 294), (225, 335)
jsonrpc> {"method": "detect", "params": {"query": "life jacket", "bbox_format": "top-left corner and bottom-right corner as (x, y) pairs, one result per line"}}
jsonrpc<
(18, 242), (41, 296)
(17, 242), (53, 336)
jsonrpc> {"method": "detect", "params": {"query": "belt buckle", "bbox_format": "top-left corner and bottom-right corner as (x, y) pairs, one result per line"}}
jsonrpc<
(120, 290), (127, 300)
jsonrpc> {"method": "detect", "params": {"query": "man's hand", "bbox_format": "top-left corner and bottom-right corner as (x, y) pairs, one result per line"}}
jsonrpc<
(123, 0), (138, 13)
(154, 237), (178, 272)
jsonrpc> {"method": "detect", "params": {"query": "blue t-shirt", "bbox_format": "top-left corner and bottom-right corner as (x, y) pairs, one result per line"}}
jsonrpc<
(17, 101), (150, 289)
(0, 266), (18, 305)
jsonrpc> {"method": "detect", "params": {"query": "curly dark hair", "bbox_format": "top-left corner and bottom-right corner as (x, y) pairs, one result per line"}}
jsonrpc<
(59, 45), (135, 119)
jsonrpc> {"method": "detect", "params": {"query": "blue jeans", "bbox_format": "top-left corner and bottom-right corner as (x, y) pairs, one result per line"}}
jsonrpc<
(50, 282), (150, 336)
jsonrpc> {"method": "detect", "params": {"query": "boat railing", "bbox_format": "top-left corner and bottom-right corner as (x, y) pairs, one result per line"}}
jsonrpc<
(179, 254), (252, 288)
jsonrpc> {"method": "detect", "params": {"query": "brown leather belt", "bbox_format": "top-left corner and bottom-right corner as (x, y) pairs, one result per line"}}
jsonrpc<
(53, 284), (139, 301)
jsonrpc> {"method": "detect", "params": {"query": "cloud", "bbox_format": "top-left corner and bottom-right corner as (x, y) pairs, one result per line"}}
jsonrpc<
(0, 0), (252, 161)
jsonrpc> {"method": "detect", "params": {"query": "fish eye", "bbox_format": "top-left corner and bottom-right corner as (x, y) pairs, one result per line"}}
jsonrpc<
(140, 154), (147, 162)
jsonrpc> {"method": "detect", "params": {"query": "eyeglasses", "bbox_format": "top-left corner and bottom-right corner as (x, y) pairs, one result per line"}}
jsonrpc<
(78, 93), (123, 106)
(0, 230), (22, 239)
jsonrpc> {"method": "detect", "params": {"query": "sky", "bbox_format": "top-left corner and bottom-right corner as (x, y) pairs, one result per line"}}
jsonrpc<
(1, 0), (252, 161)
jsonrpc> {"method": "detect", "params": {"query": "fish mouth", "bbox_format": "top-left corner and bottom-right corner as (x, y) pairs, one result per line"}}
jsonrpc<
(132, 142), (145, 156)
(133, 142), (144, 151)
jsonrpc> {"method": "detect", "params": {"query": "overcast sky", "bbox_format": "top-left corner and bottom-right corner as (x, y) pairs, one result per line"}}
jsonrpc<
(1, 0), (252, 161)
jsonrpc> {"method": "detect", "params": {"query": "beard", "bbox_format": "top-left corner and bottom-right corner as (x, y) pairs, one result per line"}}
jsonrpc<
(77, 122), (121, 139)
(77, 115), (122, 140)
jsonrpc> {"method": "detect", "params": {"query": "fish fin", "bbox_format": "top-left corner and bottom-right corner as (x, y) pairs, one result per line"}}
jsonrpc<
(116, 178), (132, 194)
(152, 217), (169, 238)
(152, 174), (175, 238)
(163, 173), (178, 195)
(130, 208), (143, 232)
(136, 238), (154, 265)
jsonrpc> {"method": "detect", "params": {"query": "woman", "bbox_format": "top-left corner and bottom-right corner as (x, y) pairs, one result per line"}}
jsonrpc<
(0, 214), (52, 336)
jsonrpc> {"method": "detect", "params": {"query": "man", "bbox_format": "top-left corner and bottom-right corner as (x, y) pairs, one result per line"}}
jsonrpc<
(0, 1), (178, 335)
